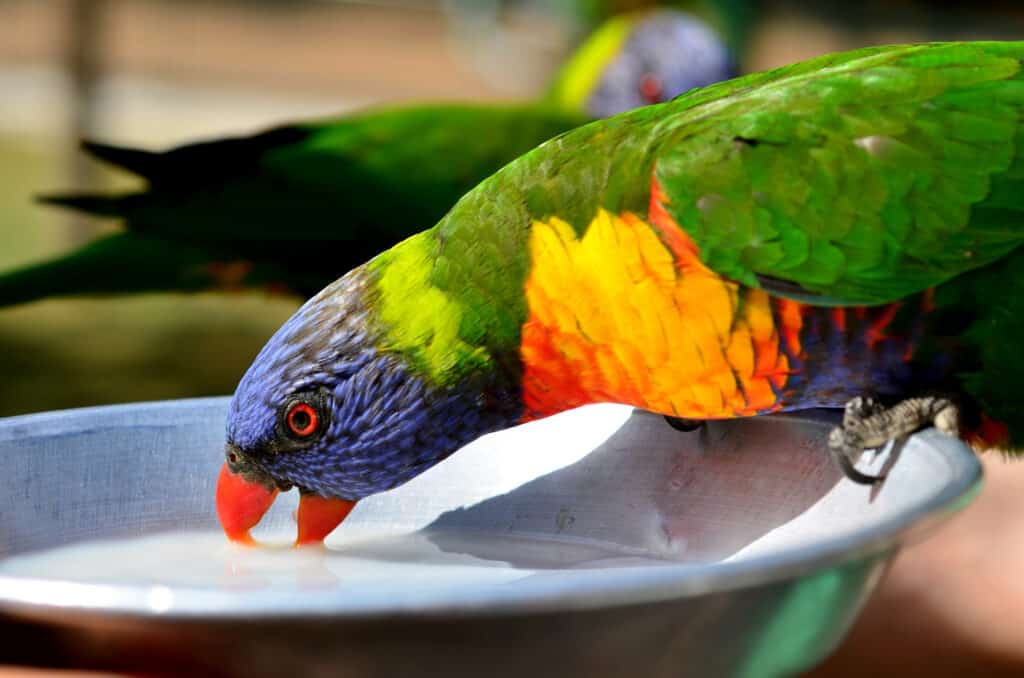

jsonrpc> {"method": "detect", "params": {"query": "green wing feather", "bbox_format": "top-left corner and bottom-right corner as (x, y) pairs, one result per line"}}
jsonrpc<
(392, 42), (1024, 391)
(652, 42), (1024, 304)
(365, 41), (1024, 444)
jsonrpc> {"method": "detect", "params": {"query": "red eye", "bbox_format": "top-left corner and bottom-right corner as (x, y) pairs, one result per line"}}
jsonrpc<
(287, 402), (319, 437)
(639, 73), (664, 104)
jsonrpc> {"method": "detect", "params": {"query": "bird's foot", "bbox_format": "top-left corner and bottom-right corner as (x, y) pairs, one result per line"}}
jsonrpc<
(664, 415), (704, 432)
(829, 396), (959, 485)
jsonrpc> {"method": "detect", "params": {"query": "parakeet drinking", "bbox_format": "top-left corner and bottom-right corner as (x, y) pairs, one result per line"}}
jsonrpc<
(220, 41), (1024, 546)
(0, 9), (736, 306)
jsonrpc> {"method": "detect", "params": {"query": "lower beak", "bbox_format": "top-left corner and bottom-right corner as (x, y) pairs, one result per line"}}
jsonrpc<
(296, 493), (357, 546)
(216, 462), (357, 547)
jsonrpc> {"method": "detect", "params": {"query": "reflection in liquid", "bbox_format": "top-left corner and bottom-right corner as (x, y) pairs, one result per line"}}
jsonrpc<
(0, 528), (680, 594)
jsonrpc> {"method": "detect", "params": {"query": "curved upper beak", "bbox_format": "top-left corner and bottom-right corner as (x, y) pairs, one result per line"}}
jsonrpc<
(216, 462), (278, 545)
(215, 462), (357, 547)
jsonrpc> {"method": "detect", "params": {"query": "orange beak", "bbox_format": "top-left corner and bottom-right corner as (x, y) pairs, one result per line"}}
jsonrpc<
(216, 462), (278, 545)
(295, 493), (357, 546)
(215, 462), (356, 547)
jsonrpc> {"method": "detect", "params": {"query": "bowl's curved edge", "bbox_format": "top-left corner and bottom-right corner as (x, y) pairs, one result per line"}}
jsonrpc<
(0, 398), (984, 621)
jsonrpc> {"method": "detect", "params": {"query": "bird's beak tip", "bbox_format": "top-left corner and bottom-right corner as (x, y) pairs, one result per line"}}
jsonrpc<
(216, 462), (356, 547)
(226, 529), (258, 546)
(216, 462), (278, 544)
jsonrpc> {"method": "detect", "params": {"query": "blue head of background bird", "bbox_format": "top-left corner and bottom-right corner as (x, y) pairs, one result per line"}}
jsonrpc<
(583, 9), (738, 116)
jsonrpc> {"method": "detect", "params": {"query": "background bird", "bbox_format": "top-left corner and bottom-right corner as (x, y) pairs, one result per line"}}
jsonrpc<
(0, 8), (739, 306)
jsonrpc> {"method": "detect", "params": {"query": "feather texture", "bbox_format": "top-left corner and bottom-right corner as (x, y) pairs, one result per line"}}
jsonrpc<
(227, 41), (1024, 510)
(387, 41), (1024, 446)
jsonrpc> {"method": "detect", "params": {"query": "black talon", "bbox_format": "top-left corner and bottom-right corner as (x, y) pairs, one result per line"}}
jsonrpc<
(664, 415), (703, 432)
(828, 428), (887, 485)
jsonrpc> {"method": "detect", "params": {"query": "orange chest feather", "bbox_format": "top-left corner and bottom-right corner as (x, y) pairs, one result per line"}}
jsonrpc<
(519, 206), (800, 421)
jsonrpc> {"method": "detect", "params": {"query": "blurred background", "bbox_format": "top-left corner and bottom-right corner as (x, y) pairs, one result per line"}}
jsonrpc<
(3, 3), (1024, 677)
(3, 0), (1024, 418)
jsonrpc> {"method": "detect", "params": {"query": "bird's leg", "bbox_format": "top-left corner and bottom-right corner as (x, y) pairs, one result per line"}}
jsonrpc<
(829, 396), (960, 485)
(664, 415), (704, 432)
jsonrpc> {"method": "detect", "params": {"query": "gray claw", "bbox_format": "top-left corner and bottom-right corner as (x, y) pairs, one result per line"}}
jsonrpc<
(829, 396), (959, 485)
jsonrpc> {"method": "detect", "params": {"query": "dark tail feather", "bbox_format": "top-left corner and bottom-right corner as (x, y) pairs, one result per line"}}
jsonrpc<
(36, 139), (160, 217)
(0, 233), (216, 307)
(35, 192), (132, 218)
(82, 125), (312, 181)
(80, 140), (164, 179)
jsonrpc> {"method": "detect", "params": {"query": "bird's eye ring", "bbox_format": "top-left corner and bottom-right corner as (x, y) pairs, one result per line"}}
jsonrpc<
(286, 402), (319, 437)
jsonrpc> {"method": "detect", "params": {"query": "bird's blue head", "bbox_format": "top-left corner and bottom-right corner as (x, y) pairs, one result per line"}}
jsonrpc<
(581, 9), (738, 118)
(218, 265), (520, 545)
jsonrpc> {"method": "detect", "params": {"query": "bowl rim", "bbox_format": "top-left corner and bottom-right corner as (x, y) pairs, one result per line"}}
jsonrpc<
(0, 397), (983, 622)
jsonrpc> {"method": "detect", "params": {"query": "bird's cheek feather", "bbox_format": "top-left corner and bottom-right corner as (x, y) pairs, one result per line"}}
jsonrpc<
(215, 462), (278, 545)
(296, 494), (357, 547)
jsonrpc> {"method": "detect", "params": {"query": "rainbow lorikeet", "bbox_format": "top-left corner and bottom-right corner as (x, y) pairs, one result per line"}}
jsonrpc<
(217, 40), (1024, 545)
(572, 0), (752, 59)
(0, 9), (736, 307)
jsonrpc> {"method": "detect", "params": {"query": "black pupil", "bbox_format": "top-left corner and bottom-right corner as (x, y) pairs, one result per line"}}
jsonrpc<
(292, 408), (311, 432)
